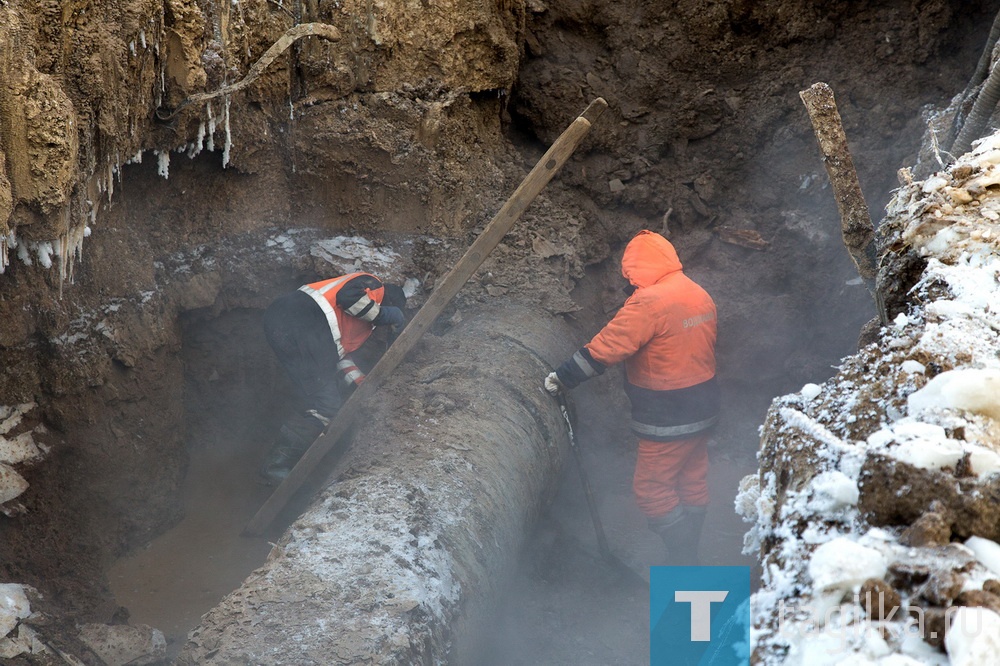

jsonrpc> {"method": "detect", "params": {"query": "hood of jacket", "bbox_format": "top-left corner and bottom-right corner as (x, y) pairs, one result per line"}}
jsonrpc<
(621, 230), (683, 288)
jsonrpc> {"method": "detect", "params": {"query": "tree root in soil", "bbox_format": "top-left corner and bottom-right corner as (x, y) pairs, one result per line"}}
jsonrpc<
(156, 22), (341, 120)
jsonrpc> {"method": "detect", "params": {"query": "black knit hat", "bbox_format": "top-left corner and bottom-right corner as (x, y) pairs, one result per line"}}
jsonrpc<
(383, 284), (407, 310)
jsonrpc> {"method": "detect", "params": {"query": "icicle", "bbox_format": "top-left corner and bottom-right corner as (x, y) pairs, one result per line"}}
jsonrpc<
(0, 231), (12, 274)
(289, 99), (295, 120)
(3, 226), (90, 282)
(188, 121), (206, 158)
(58, 224), (89, 283)
(36, 242), (53, 269)
(55, 235), (66, 284)
(207, 102), (216, 152)
(222, 96), (232, 168)
(140, 30), (147, 49)
(106, 161), (115, 202)
(130, 41), (136, 56)
(157, 151), (170, 179)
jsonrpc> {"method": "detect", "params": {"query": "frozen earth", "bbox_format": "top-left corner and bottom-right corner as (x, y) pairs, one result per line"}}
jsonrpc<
(740, 130), (1000, 664)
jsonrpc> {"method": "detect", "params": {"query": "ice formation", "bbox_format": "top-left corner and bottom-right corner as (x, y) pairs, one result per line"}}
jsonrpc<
(964, 537), (1000, 578)
(0, 404), (46, 507)
(0, 584), (30, 638)
(222, 96), (233, 168)
(1, 91), (242, 280)
(308, 235), (403, 271)
(156, 150), (170, 178)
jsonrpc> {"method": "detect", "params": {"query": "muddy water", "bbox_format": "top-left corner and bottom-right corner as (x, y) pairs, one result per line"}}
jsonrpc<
(109, 428), (273, 655)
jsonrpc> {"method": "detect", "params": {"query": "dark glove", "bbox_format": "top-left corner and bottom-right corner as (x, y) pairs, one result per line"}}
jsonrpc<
(387, 325), (402, 346)
(376, 305), (405, 327)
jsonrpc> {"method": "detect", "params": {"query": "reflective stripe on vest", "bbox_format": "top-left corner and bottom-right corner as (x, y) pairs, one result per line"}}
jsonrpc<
(629, 415), (718, 439)
(345, 294), (381, 322)
(298, 275), (353, 358)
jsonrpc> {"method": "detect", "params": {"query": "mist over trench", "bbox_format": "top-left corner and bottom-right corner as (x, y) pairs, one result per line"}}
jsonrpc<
(1, 0), (998, 663)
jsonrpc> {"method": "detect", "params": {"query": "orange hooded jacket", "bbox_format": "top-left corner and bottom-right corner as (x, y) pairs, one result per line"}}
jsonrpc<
(556, 230), (719, 441)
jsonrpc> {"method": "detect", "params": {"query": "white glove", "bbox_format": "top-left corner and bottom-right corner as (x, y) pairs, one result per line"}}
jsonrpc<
(544, 372), (563, 396)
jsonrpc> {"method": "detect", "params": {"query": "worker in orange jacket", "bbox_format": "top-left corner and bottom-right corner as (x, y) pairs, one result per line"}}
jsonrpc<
(545, 230), (719, 565)
(260, 272), (407, 484)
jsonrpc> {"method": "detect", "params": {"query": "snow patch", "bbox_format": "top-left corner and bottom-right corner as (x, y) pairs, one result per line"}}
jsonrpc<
(801, 383), (822, 401)
(806, 471), (859, 514)
(907, 368), (1000, 421)
(964, 536), (1000, 578)
(809, 537), (888, 595)
(0, 403), (47, 506)
(309, 236), (402, 271)
(0, 584), (30, 638)
(945, 606), (1000, 666)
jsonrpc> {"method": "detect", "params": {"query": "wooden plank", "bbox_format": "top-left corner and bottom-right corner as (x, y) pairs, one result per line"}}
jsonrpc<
(800, 82), (886, 325)
(800, 82), (875, 279)
(244, 97), (608, 535)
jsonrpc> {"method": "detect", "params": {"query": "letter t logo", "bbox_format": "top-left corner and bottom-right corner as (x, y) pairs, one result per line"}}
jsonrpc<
(674, 590), (729, 641)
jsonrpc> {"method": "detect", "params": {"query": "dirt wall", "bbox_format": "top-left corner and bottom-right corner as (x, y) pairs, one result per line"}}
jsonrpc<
(0, 0), (527, 253)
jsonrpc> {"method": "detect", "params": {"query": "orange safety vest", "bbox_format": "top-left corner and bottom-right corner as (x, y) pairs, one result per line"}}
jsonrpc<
(297, 272), (386, 358)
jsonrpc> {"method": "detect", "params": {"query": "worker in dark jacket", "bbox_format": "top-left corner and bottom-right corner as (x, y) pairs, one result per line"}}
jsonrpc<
(545, 230), (719, 565)
(260, 272), (406, 484)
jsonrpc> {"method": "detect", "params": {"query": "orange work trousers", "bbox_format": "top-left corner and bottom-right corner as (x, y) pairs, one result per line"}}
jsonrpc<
(633, 434), (710, 518)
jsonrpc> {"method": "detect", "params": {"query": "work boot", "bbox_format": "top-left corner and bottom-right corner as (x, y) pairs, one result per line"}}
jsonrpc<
(649, 507), (703, 566)
(685, 504), (707, 545)
(259, 426), (311, 485)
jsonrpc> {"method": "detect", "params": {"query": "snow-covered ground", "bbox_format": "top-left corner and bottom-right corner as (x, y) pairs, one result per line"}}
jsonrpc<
(740, 132), (1000, 664)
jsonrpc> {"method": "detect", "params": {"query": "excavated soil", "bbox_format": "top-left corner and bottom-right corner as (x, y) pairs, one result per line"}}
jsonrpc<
(1, 0), (999, 663)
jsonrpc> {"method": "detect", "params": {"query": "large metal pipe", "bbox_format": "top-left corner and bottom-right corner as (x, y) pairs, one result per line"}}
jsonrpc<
(176, 303), (576, 664)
